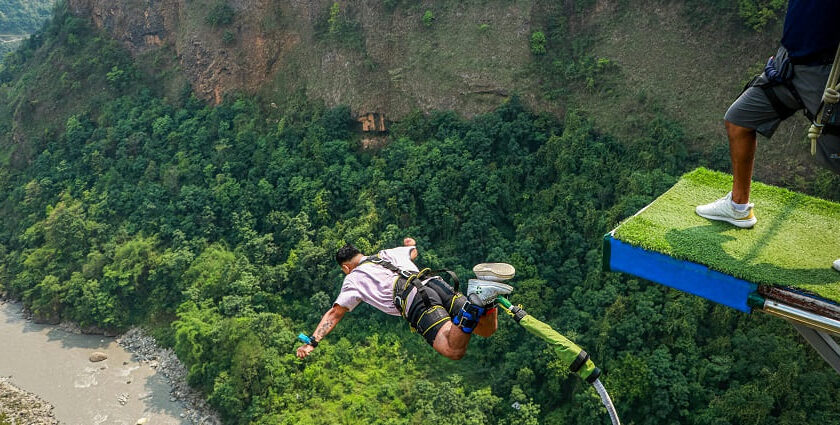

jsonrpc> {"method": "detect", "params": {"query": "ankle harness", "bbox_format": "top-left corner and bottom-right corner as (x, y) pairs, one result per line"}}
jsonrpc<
(452, 300), (485, 334)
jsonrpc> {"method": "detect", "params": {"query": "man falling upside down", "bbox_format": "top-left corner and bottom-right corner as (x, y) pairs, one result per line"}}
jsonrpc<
(296, 238), (514, 360)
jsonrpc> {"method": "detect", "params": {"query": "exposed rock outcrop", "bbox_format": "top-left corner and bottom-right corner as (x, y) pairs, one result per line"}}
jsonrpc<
(66, 0), (537, 118)
(358, 112), (387, 132)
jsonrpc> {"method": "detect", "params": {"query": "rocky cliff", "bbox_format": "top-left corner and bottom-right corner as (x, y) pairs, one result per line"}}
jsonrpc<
(67, 0), (543, 119)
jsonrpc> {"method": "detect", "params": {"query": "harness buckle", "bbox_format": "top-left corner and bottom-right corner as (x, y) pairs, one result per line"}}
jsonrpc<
(400, 270), (414, 279)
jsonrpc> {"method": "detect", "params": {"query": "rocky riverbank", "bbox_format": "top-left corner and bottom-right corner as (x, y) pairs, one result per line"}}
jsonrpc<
(0, 296), (220, 425)
(117, 328), (221, 425)
(0, 376), (58, 425)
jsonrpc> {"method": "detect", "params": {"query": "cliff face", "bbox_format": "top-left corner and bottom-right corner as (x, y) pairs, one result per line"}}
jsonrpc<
(67, 0), (541, 118)
(67, 0), (174, 53)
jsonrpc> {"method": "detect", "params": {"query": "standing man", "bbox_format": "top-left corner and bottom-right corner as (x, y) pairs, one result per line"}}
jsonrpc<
(296, 238), (515, 360)
(696, 0), (840, 228)
(696, 0), (840, 270)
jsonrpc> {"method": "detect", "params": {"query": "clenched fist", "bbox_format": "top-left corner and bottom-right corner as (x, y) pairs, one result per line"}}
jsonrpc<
(296, 344), (315, 359)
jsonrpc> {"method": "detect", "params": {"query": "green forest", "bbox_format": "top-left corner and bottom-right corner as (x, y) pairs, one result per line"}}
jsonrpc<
(1, 2), (840, 424)
(0, 0), (52, 33)
(0, 0), (53, 59)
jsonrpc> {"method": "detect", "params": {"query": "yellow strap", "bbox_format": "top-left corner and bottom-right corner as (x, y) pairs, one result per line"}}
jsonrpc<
(449, 293), (462, 314)
(422, 317), (450, 336)
(416, 305), (444, 327)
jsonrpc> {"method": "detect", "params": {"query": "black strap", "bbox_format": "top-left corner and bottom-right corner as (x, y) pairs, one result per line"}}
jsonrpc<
(760, 83), (800, 120)
(430, 269), (460, 293)
(585, 367), (601, 384)
(746, 75), (814, 122)
(509, 305), (528, 323)
(402, 269), (434, 311)
(569, 350), (590, 373)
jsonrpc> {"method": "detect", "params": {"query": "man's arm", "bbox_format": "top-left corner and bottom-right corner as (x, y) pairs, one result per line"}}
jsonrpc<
(296, 304), (349, 359)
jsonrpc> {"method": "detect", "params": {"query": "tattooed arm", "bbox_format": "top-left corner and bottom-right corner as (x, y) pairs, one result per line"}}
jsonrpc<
(296, 304), (349, 359)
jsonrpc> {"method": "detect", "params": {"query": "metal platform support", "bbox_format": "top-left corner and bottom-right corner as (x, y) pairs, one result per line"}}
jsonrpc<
(791, 322), (840, 375)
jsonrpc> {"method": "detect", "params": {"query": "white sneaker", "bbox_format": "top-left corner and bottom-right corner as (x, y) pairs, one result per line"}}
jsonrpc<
(473, 263), (515, 282)
(466, 278), (513, 306)
(833, 259), (840, 272)
(695, 192), (757, 228)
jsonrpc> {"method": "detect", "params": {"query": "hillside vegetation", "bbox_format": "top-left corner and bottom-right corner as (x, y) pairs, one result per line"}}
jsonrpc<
(0, 0), (54, 59)
(2, 1), (840, 425)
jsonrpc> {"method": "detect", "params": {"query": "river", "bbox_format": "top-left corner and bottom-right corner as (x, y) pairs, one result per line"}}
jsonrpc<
(0, 301), (189, 424)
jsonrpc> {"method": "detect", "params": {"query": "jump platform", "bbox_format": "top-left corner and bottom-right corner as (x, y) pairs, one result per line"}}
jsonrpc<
(603, 168), (840, 373)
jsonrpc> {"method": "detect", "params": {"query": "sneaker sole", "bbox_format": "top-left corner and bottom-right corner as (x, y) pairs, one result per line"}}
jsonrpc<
(473, 263), (515, 281)
(695, 211), (757, 229)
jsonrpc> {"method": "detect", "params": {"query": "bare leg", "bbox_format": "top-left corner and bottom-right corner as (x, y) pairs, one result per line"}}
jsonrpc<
(726, 120), (758, 204)
(432, 321), (471, 360)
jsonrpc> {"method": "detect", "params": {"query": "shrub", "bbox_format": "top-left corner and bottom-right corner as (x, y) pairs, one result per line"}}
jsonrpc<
(422, 10), (434, 27)
(222, 30), (235, 44)
(530, 30), (546, 55)
(205, 1), (235, 27)
(738, 0), (785, 31)
(328, 2), (341, 35)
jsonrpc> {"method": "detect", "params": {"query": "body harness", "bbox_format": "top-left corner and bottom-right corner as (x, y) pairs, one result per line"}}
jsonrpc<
(749, 46), (840, 149)
(356, 256), (489, 336)
(748, 50), (815, 123)
(358, 255), (461, 321)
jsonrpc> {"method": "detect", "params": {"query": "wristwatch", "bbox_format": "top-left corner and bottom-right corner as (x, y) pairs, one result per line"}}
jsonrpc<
(297, 332), (319, 348)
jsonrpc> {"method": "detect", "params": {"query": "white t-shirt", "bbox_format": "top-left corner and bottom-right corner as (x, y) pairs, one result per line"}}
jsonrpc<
(333, 246), (420, 316)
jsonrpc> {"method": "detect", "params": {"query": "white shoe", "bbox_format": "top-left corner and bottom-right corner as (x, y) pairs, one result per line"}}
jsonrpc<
(833, 259), (840, 272)
(695, 192), (757, 228)
(466, 278), (513, 306)
(473, 263), (515, 282)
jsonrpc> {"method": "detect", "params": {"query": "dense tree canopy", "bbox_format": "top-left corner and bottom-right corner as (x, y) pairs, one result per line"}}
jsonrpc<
(1, 3), (839, 425)
(0, 0), (53, 34)
(0, 0), (54, 60)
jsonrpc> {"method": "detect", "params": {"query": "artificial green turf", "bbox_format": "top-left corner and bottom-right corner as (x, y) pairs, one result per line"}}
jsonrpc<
(613, 167), (840, 304)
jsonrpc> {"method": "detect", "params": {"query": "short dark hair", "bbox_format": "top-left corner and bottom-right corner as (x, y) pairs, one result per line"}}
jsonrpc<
(335, 243), (361, 265)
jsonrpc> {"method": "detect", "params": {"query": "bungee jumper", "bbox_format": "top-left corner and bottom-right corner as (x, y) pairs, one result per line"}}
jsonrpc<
(296, 238), (515, 360)
(295, 238), (623, 424)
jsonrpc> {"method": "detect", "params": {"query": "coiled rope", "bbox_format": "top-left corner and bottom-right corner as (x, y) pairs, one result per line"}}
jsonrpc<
(808, 47), (840, 155)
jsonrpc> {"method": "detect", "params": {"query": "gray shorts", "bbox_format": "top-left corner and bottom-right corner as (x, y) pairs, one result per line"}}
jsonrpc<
(725, 46), (833, 138)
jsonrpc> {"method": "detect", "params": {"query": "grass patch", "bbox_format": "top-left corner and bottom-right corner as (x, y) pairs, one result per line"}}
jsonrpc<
(613, 167), (840, 303)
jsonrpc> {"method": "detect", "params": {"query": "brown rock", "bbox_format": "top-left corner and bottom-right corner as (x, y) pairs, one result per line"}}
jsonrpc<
(89, 352), (108, 362)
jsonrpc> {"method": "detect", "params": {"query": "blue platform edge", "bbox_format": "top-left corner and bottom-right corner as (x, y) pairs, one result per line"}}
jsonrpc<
(603, 233), (757, 313)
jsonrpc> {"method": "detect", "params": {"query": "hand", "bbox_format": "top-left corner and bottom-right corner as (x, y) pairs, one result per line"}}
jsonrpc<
(403, 237), (416, 246)
(296, 344), (315, 359)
